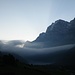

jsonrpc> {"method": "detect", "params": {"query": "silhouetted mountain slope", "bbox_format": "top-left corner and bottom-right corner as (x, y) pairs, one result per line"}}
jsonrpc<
(30, 18), (75, 48)
(59, 47), (75, 65)
(0, 52), (75, 75)
(0, 52), (50, 75)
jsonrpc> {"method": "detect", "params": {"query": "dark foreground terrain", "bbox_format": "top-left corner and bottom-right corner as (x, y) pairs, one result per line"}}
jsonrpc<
(0, 52), (75, 75)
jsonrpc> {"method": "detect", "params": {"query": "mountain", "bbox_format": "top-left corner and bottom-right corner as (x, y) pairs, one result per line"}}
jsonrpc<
(30, 18), (75, 48)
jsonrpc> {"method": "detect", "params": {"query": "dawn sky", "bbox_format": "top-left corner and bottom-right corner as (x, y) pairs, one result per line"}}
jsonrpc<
(0, 0), (75, 41)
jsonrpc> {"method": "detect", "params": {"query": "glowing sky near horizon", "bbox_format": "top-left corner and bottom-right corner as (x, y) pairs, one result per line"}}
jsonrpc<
(0, 0), (75, 41)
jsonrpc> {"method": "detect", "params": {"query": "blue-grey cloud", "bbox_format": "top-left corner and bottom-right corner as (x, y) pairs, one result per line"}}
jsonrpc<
(0, 40), (75, 64)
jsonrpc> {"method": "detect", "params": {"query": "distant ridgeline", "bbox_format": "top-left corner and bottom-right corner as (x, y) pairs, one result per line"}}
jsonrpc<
(25, 18), (75, 48)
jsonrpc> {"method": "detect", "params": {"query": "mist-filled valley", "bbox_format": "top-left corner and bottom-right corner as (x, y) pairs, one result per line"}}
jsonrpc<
(1, 0), (75, 74)
(1, 18), (75, 75)
(0, 40), (75, 65)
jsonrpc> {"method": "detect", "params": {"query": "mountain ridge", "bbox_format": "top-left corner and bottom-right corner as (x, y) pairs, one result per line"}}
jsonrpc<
(28, 18), (75, 48)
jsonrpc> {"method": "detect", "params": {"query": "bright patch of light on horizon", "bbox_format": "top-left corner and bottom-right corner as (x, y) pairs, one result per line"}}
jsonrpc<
(15, 44), (25, 48)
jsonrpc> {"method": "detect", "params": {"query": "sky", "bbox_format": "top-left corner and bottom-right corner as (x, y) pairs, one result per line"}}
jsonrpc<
(0, 0), (75, 41)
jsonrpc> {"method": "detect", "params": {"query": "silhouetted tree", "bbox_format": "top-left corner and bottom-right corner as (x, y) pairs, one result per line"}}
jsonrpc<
(2, 54), (16, 66)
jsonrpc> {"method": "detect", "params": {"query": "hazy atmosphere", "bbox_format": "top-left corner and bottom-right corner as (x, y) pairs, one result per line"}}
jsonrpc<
(0, 0), (75, 75)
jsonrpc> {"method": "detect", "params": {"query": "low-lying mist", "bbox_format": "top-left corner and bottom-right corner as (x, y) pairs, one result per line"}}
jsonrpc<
(0, 40), (75, 64)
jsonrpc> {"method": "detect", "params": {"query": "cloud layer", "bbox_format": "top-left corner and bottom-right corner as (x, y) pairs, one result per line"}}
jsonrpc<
(0, 40), (75, 64)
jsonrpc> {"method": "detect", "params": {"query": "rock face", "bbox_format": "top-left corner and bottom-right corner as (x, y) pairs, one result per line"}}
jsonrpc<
(32, 18), (75, 48)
